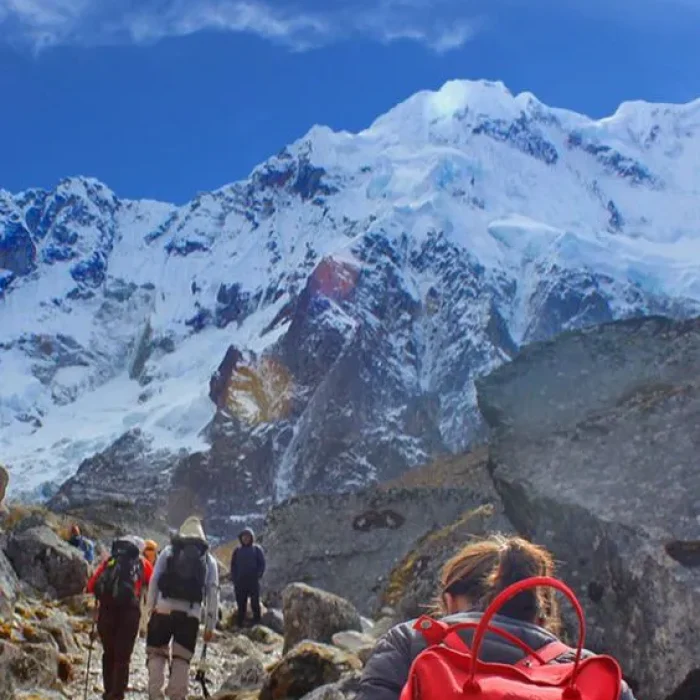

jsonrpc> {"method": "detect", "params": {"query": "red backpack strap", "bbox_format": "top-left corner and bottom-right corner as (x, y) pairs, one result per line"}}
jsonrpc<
(516, 640), (573, 668)
(413, 616), (550, 664)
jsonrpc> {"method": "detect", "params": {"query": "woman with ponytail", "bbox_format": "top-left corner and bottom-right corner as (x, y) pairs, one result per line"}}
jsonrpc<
(357, 534), (636, 700)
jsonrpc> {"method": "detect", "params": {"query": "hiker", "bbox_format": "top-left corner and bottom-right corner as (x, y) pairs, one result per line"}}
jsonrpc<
(139, 540), (160, 638)
(145, 516), (219, 700)
(143, 539), (159, 566)
(357, 535), (637, 700)
(68, 523), (95, 564)
(87, 536), (154, 700)
(230, 526), (266, 627)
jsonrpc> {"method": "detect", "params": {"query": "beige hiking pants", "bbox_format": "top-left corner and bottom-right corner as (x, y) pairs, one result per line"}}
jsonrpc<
(146, 648), (191, 700)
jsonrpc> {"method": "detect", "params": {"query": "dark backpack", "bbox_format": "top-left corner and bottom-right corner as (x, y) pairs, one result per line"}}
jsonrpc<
(157, 536), (209, 605)
(94, 538), (143, 607)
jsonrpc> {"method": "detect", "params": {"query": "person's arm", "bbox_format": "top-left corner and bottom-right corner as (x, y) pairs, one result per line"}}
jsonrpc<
(619, 680), (638, 700)
(203, 554), (220, 636)
(85, 560), (107, 594)
(146, 547), (168, 614)
(230, 548), (238, 581)
(256, 546), (266, 579)
(357, 623), (415, 700)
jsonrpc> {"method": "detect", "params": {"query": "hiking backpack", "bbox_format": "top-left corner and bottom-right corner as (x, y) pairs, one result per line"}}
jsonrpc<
(157, 536), (209, 605)
(94, 538), (143, 606)
(400, 576), (622, 700)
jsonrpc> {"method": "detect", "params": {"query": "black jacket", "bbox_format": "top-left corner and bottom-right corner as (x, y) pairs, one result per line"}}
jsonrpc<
(357, 611), (637, 700)
(230, 527), (266, 587)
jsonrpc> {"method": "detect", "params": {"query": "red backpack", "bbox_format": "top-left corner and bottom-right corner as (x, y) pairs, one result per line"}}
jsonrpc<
(400, 576), (622, 700)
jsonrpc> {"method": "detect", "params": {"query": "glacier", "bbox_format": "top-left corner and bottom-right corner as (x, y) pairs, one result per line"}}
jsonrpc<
(1, 78), (700, 513)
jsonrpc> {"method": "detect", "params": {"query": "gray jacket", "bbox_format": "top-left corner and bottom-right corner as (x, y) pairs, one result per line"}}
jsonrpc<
(357, 611), (637, 700)
(145, 545), (219, 634)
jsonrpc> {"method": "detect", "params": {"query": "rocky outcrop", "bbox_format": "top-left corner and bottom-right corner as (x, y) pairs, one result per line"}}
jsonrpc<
(261, 453), (509, 614)
(380, 502), (513, 620)
(260, 641), (361, 700)
(5, 525), (89, 598)
(0, 549), (19, 619)
(282, 584), (362, 654)
(476, 315), (700, 700)
(0, 465), (8, 512)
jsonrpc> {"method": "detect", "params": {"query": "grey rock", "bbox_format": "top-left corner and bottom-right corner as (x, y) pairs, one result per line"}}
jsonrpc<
(476, 315), (700, 700)
(0, 548), (19, 620)
(38, 612), (78, 654)
(301, 684), (346, 700)
(0, 641), (18, 700)
(260, 608), (285, 636)
(0, 464), (8, 508)
(8, 642), (59, 690)
(260, 640), (361, 700)
(331, 631), (375, 665)
(5, 525), (88, 598)
(282, 583), (362, 654)
(49, 429), (179, 532)
(261, 455), (506, 615)
(218, 656), (267, 693)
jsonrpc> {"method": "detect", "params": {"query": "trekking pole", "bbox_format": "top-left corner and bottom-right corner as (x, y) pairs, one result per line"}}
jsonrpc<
(194, 643), (210, 699)
(84, 615), (96, 700)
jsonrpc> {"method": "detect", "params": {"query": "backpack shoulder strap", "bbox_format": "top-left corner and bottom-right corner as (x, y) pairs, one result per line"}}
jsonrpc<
(516, 640), (573, 668)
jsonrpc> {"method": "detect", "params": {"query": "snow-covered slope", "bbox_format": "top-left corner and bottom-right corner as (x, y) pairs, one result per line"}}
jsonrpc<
(2, 79), (700, 520)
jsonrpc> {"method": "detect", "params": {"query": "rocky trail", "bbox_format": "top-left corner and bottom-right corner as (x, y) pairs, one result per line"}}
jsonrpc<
(0, 503), (383, 700)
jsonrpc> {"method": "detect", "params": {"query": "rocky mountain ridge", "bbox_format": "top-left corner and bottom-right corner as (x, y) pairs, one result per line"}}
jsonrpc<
(2, 80), (700, 528)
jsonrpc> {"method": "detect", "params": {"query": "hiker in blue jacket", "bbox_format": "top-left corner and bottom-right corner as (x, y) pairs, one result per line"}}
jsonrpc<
(68, 524), (95, 564)
(230, 527), (266, 627)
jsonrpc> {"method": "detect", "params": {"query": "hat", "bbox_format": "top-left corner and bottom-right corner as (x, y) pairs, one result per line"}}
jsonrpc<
(178, 516), (207, 542)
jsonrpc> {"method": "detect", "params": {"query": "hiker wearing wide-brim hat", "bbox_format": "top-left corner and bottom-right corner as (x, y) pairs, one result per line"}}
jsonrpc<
(144, 516), (219, 700)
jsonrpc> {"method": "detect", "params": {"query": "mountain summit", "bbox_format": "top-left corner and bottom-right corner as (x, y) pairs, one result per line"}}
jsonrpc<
(2, 79), (700, 521)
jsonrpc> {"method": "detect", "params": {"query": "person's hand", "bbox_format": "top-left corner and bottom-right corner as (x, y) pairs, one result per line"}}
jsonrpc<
(203, 629), (213, 643)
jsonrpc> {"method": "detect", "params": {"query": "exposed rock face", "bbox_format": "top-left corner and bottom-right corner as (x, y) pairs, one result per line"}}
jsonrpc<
(0, 465), (8, 510)
(282, 584), (362, 654)
(5, 526), (89, 598)
(261, 454), (508, 614)
(0, 549), (19, 619)
(380, 503), (513, 620)
(476, 315), (700, 700)
(49, 429), (179, 533)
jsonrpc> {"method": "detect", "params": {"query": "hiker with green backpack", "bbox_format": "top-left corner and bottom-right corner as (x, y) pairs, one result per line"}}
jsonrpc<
(144, 516), (220, 700)
(357, 535), (638, 700)
(86, 536), (154, 700)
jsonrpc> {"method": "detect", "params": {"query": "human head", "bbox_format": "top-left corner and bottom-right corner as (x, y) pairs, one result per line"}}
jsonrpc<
(70, 524), (81, 537)
(179, 516), (207, 542)
(435, 534), (561, 634)
(239, 527), (254, 546)
(143, 539), (158, 564)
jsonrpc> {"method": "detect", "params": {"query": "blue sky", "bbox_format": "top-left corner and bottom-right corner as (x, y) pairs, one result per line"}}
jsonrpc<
(1, 0), (699, 204)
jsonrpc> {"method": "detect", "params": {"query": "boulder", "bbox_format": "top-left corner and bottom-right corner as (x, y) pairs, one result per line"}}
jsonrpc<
(331, 631), (375, 665)
(37, 612), (78, 653)
(379, 502), (513, 620)
(476, 316), (700, 700)
(0, 641), (18, 700)
(217, 656), (267, 694)
(282, 584), (362, 654)
(8, 641), (59, 689)
(301, 685), (346, 700)
(260, 641), (361, 700)
(260, 608), (285, 635)
(5, 526), (89, 598)
(262, 452), (503, 615)
(0, 549), (19, 620)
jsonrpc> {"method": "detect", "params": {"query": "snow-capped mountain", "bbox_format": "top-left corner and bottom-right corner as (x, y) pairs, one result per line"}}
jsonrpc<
(2, 80), (700, 531)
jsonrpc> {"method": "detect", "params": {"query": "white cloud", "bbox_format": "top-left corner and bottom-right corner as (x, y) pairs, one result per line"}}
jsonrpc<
(0, 0), (480, 54)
